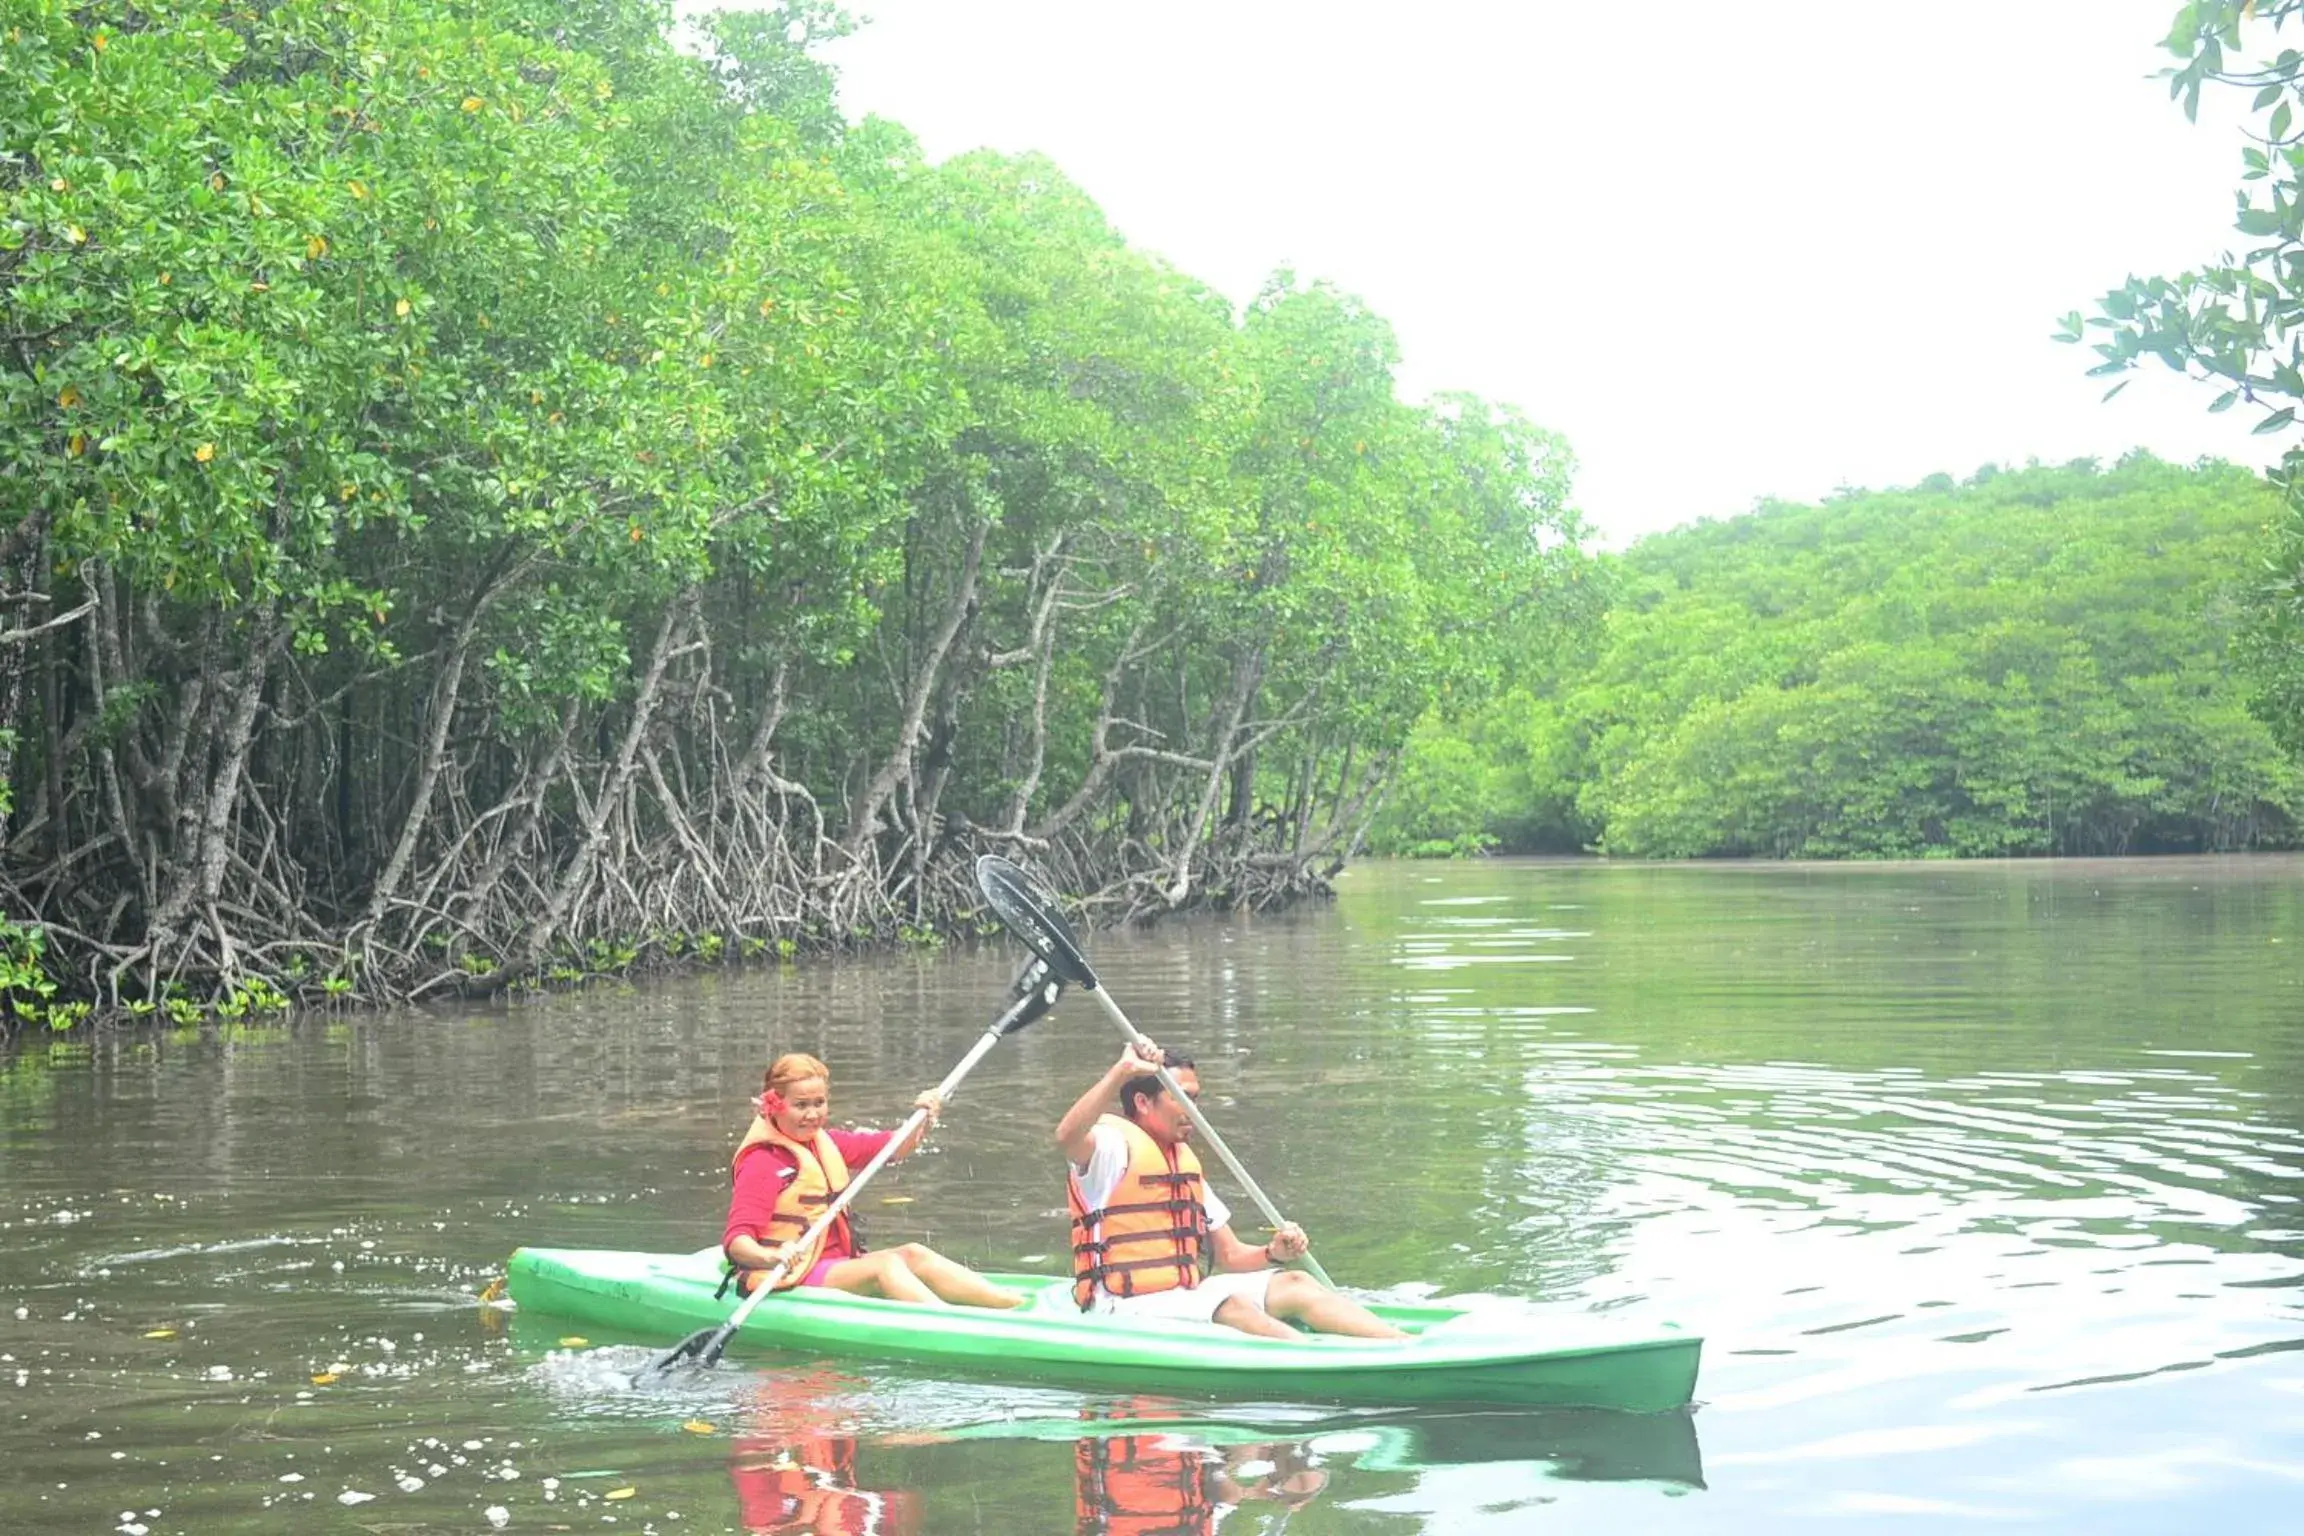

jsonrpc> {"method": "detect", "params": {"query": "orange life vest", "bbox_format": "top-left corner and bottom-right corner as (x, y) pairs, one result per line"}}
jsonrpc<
(1073, 1433), (1217, 1536)
(732, 1118), (854, 1293)
(1068, 1113), (1207, 1310)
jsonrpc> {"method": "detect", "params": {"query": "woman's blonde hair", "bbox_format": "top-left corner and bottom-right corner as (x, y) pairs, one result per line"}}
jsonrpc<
(763, 1052), (829, 1096)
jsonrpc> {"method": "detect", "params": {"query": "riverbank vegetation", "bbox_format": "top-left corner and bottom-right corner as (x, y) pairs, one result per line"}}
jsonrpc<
(0, 0), (1581, 1027)
(1371, 458), (2301, 858)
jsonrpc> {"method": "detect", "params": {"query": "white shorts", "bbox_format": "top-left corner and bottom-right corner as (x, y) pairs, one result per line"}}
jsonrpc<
(1089, 1269), (1275, 1324)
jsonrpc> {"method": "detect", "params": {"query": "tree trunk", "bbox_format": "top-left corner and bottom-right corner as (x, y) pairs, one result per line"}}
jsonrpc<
(1163, 648), (1263, 906)
(844, 519), (986, 856)
(145, 604), (279, 980)
(511, 590), (696, 976)
(359, 604), (484, 933)
(1031, 620), (1147, 841)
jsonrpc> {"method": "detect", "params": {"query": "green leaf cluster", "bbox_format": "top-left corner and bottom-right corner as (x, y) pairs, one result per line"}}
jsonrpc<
(2070, 0), (2304, 750)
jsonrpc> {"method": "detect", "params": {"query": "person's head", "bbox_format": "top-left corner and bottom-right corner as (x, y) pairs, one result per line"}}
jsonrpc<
(1119, 1051), (1198, 1146)
(760, 1052), (831, 1139)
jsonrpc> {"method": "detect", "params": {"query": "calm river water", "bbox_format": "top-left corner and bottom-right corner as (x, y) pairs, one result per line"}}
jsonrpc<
(3, 856), (2301, 1533)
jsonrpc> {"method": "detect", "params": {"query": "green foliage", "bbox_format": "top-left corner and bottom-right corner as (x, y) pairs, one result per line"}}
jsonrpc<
(1386, 459), (2299, 859)
(0, 919), (86, 1028)
(2070, 1), (2304, 749)
(0, 0), (1580, 1023)
(697, 3), (855, 144)
(0, 917), (57, 1027)
(1365, 721), (1509, 856)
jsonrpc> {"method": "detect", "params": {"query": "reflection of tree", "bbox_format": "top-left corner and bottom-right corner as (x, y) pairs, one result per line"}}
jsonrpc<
(1254, 858), (2304, 1299)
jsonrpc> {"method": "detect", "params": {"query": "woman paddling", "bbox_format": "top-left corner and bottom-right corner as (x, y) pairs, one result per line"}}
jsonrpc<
(722, 1052), (1022, 1309)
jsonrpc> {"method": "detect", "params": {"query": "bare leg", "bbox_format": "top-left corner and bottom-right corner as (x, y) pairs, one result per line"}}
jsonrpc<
(891, 1243), (1024, 1309)
(817, 1251), (940, 1305)
(1263, 1271), (1407, 1339)
(1212, 1293), (1301, 1339)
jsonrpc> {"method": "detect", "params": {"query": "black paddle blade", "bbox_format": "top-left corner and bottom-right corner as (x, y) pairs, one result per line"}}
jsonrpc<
(998, 957), (1065, 1035)
(634, 1312), (748, 1381)
(630, 1323), (723, 1384)
(974, 855), (1099, 988)
(693, 1326), (740, 1369)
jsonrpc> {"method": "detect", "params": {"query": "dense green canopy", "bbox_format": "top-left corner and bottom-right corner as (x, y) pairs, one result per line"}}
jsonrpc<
(1373, 458), (2300, 859)
(0, 0), (1577, 1024)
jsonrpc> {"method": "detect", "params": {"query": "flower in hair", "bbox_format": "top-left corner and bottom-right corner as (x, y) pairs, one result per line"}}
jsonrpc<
(755, 1088), (787, 1118)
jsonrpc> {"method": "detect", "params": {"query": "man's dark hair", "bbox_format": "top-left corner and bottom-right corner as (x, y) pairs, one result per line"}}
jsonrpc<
(1119, 1052), (1195, 1122)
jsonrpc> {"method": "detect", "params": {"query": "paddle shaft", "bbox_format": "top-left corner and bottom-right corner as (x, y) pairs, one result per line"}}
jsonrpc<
(704, 1014), (1015, 1354)
(1081, 983), (1337, 1289)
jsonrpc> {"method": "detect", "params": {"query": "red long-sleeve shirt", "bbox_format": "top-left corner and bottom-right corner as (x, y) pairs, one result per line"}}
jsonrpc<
(721, 1127), (893, 1261)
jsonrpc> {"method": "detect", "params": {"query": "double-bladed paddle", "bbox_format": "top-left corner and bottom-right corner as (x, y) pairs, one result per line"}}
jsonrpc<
(632, 959), (1066, 1382)
(972, 854), (1337, 1288)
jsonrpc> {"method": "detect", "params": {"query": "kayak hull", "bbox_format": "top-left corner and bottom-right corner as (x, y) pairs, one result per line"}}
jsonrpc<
(506, 1247), (1701, 1413)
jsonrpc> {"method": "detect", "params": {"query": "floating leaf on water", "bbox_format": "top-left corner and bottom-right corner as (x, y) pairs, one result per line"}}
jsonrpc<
(879, 1196), (914, 1206)
(681, 1421), (715, 1435)
(477, 1278), (506, 1304)
(605, 1486), (637, 1500)
(557, 1336), (589, 1348)
(309, 1372), (338, 1385)
(143, 1328), (177, 1340)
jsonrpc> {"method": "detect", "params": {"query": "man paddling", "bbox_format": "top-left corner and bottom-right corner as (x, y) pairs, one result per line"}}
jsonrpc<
(1056, 1042), (1406, 1339)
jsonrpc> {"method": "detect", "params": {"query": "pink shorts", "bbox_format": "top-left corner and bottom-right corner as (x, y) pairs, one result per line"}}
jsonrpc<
(798, 1255), (844, 1288)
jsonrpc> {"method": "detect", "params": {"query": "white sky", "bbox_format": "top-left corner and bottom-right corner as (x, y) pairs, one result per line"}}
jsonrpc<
(807, 1), (2275, 544)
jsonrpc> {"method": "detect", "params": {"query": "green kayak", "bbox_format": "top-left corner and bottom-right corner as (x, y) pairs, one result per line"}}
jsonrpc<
(507, 1247), (1702, 1413)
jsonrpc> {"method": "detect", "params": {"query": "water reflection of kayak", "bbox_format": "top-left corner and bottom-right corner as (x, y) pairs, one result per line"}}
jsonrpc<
(926, 1402), (1705, 1491)
(507, 1247), (1702, 1413)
